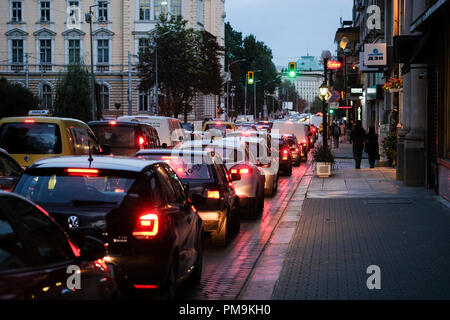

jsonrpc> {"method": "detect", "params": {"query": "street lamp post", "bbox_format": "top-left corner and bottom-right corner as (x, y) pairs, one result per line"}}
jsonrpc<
(86, 1), (109, 121)
(320, 50), (332, 149)
(226, 59), (246, 121)
(150, 30), (170, 116)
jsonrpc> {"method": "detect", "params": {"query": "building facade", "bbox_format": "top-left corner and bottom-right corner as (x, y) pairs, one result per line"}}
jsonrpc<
(338, 0), (449, 201)
(0, 0), (225, 120)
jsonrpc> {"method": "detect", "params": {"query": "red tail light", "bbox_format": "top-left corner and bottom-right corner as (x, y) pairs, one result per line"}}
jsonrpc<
(133, 213), (159, 238)
(295, 148), (299, 152)
(138, 136), (145, 146)
(230, 164), (252, 175)
(24, 119), (35, 123)
(207, 190), (221, 199)
(134, 284), (159, 290)
(283, 149), (289, 154)
(301, 139), (307, 144)
(66, 168), (99, 176)
(109, 120), (117, 125)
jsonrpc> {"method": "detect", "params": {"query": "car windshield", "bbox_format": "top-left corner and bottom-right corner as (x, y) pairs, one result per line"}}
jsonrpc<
(91, 125), (139, 148)
(14, 172), (135, 206)
(0, 123), (62, 154)
(205, 123), (232, 134)
(139, 154), (211, 180)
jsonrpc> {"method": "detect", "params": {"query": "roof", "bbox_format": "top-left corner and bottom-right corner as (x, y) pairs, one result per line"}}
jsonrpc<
(118, 115), (178, 121)
(295, 55), (323, 72)
(135, 148), (222, 163)
(0, 116), (88, 125)
(27, 156), (160, 173)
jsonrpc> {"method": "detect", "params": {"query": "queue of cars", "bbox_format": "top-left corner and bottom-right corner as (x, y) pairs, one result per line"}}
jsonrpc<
(0, 114), (315, 300)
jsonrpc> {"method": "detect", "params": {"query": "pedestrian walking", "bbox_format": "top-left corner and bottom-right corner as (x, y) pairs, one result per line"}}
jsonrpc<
(365, 126), (379, 168)
(350, 120), (366, 169)
(332, 122), (340, 148)
(339, 122), (346, 143)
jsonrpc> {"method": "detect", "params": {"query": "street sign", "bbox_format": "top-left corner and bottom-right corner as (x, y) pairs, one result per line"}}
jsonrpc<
(329, 102), (339, 109)
(330, 90), (340, 102)
(28, 110), (50, 116)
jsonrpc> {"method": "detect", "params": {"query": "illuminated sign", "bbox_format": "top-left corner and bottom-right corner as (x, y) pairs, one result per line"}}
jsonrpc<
(327, 60), (343, 70)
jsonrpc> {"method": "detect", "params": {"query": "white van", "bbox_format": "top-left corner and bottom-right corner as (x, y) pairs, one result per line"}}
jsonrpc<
(272, 121), (308, 143)
(117, 115), (185, 148)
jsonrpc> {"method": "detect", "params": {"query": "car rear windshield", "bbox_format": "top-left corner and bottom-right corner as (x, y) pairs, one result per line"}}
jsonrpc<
(139, 154), (211, 180)
(91, 125), (139, 148)
(0, 123), (62, 154)
(14, 171), (135, 206)
(204, 123), (232, 134)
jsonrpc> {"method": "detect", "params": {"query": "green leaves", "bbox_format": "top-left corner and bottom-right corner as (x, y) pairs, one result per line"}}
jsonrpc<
(0, 78), (38, 118)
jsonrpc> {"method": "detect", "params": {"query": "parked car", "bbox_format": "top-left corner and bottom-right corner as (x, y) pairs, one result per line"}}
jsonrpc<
(272, 135), (293, 176)
(0, 117), (104, 168)
(0, 148), (23, 191)
(13, 156), (203, 299)
(117, 115), (185, 149)
(0, 191), (118, 300)
(180, 138), (265, 219)
(88, 120), (160, 156)
(135, 149), (240, 246)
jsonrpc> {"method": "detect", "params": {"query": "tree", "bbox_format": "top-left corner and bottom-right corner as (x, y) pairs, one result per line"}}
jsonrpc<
(310, 97), (323, 114)
(138, 15), (223, 122)
(53, 63), (92, 122)
(0, 78), (38, 118)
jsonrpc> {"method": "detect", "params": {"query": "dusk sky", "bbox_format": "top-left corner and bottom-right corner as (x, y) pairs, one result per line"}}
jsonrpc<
(225, 0), (354, 68)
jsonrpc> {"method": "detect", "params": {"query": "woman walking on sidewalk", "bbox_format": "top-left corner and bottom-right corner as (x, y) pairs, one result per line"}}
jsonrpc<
(350, 120), (366, 169)
(365, 126), (379, 168)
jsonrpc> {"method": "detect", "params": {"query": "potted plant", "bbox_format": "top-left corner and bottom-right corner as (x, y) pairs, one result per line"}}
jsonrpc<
(382, 130), (397, 167)
(382, 77), (403, 93)
(312, 144), (335, 177)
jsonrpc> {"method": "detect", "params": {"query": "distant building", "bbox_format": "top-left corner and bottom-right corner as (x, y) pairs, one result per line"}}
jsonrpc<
(0, 0), (225, 120)
(280, 55), (323, 110)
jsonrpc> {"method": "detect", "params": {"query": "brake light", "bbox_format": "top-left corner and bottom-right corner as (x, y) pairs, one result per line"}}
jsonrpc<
(132, 213), (159, 238)
(295, 148), (299, 152)
(24, 119), (35, 123)
(312, 127), (316, 132)
(134, 284), (159, 290)
(282, 156), (288, 160)
(230, 165), (252, 175)
(283, 149), (289, 154)
(176, 168), (184, 173)
(161, 156), (176, 160)
(109, 120), (117, 125)
(240, 168), (250, 174)
(207, 190), (221, 199)
(138, 136), (145, 146)
(301, 139), (307, 144)
(66, 168), (99, 176)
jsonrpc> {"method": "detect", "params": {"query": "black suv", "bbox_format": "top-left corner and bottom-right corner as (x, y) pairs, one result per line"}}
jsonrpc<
(89, 120), (160, 156)
(14, 156), (203, 299)
(136, 149), (241, 246)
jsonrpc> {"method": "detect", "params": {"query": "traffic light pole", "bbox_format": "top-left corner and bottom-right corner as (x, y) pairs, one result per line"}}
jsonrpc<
(322, 59), (329, 149)
(254, 80), (257, 121)
(244, 81), (247, 115)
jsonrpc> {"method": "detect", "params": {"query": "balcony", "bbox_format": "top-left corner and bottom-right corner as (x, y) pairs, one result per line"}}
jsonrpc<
(39, 64), (52, 71)
(11, 64), (24, 72)
(96, 64), (109, 72)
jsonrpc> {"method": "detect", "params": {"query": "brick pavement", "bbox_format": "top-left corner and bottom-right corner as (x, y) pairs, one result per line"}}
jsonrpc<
(270, 144), (450, 299)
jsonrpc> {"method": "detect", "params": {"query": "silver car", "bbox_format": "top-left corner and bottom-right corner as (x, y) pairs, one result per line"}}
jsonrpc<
(180, 138), (265, 219)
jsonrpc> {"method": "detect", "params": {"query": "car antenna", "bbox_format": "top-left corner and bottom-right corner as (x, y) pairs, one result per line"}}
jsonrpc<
(88, 139), (94, 165)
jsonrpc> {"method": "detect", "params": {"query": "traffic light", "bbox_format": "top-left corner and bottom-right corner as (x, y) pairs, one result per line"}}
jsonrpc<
(217, 106), (224, 115)
(247, 71), (254, 85)
(288, 62), (297, 78)
(329, 109), (334, 114)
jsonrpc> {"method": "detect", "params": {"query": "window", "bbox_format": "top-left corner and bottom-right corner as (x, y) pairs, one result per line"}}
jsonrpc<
(139, 0), (151, 20)
(97, 39), (109, 64)
(4, 197), (74, 265)
(0, 154), (22, 177)
(11, 1), (22, 22)
(40, 39), (52, 64)
(154, 0), (165, 20)
(98, 1), (108, 21)
(11, 39), (23, 64)
(41, 84), (53, 109)
(68, 39), (80, 64)
(138, 38), (149, 55)
(164, 166), (186, 203)
(40, 0), (51, 22)
(68, 1), (79, 25)
(156, 166), (177, 203)
(197, 0), (204, 25)
(68, 127), (90, 154)
(139, 90), (150, 112)
(0, 210), (30, 271)
(99, 84), (109, 110)
(171, 0), (182, 17)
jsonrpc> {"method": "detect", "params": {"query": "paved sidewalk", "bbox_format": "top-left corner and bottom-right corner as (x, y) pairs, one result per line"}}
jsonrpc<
(271, 146), (450, 299)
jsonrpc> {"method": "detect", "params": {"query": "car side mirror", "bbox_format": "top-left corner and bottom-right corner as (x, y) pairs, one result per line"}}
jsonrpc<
(230, 173), (241, 181)
(77, 235), (106, 261)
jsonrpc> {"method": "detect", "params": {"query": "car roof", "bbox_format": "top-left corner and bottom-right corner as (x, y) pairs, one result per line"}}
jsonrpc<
(88, 120), (142, 127)
(135, 148), (221, 162)
(118, 115), (179, 121)
(27, 156), (161, 173)
(0, 116), (88, 125)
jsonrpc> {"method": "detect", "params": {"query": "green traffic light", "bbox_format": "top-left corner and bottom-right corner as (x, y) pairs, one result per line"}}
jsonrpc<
(329, 109), (334, 114)
(288, 71), (296, 78)
(248, 79), (254, 84)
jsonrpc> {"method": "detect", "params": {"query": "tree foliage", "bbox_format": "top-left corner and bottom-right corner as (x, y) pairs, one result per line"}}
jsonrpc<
(53, 63), (92, 122)
(225, 23), (281, 116)
(0, 78), (38, 118)
(138, 15), (223, 121)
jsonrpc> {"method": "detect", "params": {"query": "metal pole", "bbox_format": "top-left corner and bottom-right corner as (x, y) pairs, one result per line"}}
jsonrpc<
(322, 58), (329, 149)
(25, 53), (29, 88)
(155, 44), (159, 116)
(128, 51), (132, 115)
(226, 75), (230, 120)
(244, 81), (247, 115)
(254, 81), (256, 121)
(89, 10), (96, 121)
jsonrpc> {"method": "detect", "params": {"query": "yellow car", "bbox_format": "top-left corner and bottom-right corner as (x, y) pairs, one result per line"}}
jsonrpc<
(0, 116), (103, 167)
(202, 121), (237, 139)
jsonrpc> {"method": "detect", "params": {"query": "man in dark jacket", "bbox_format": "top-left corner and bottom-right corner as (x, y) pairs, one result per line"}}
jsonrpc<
(365, 126), (379, 168)
(350, 120), (366, 169)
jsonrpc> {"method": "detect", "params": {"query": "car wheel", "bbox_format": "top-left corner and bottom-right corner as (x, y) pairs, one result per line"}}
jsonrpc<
(257, 194), (264, 217)
(160, 260), (177, 300)
(246, 197), (259, 220)
(212, 215), (230, 246)
(232, 206), (241, 234)
(188, 232), (203, 286)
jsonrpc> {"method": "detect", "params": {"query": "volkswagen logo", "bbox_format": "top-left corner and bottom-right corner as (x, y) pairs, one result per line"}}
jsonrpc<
(24, 155), (30, 163)
(67, 216), (80, 230)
